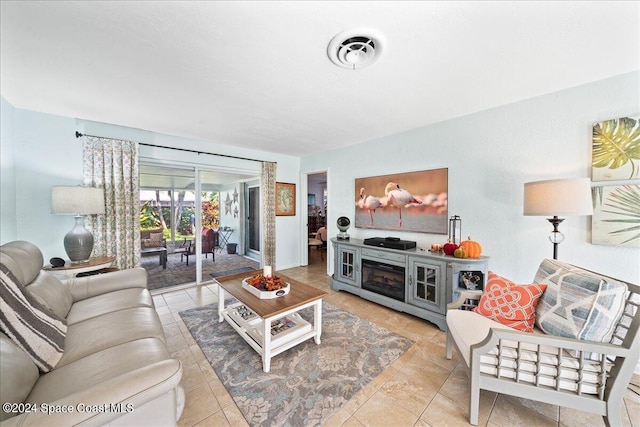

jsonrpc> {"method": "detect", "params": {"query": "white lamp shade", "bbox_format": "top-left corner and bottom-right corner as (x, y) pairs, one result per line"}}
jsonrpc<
(51, 186), (105, 215)
(523, 178), (593, 216)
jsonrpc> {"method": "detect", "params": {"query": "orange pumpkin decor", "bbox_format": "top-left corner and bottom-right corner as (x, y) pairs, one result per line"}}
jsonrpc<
(453, 246), (467, 258)
(459, 236), (482, 258)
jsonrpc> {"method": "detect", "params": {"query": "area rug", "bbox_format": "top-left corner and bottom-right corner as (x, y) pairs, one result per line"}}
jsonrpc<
(210, 266), (256, 278)
(179, 302), (414, 427)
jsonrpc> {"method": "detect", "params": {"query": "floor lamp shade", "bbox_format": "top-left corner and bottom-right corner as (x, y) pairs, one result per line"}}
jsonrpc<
(51, 186), (105, 263)
(523, 178), (593, 259)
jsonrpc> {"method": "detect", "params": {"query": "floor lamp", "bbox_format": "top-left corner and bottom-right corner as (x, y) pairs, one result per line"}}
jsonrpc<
(523, 178), (593, 260)
(51, 186), (105, 263)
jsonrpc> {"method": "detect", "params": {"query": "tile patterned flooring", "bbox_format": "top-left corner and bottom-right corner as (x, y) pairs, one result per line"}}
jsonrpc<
(153, 252), (639, 426)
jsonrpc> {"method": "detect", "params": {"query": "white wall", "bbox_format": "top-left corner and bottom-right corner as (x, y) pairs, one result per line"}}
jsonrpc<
(2, 72), (639, 280)
(302, 71), (640, 284)
(0, 98), (17, 243)
(0, 104), (301, 270)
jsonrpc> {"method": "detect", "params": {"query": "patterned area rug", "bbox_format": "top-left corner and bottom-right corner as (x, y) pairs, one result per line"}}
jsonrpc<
(179, 302), (414, 427)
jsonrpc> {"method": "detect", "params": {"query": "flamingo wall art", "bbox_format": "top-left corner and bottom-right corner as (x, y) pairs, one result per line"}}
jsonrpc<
(354, 168), (448, 233)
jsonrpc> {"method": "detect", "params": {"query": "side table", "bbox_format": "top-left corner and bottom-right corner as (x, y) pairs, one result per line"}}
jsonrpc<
(217, 228), (234, 253)
(43, 256), (115, 279)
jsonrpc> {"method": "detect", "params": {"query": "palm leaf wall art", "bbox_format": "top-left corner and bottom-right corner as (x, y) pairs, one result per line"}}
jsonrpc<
(592, 185), (640, 247)
(592, 115), (640, 181)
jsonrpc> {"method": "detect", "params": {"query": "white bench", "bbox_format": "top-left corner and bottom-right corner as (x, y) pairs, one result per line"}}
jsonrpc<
(446, 259), (639, 427)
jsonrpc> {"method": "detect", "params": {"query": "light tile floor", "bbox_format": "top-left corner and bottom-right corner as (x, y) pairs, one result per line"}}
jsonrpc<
(153, 253), (639, 427)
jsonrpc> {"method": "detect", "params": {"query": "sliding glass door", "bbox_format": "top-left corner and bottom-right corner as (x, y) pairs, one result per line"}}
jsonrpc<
(139, 161), (261, 290)
(244, 182), (261, 261)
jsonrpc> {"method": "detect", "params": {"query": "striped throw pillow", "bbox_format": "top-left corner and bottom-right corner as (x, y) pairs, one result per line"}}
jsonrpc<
(0, 263), (67, 372)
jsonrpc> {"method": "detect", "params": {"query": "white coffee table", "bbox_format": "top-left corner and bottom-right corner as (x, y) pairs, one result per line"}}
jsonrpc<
(216, 273), (326, 372)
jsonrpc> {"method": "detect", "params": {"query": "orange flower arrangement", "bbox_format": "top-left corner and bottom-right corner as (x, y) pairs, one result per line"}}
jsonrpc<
(246, 274), (287, 291)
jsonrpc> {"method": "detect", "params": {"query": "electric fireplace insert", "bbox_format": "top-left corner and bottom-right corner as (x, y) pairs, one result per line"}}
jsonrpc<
(361, 257), (406, 302)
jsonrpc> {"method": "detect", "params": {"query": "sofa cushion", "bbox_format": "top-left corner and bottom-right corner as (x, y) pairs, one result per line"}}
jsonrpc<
(473, 272), (546, 332)
(0, 264), (67, 373)
(27, 337), (171, 404)
(0, 241), (44, 286)
(25, 271), (73, 319)
(66, 288), (154, 325)
(57, 307), (166, 367)
(534, 259), (628, 343)
(0, 333), (39, 421)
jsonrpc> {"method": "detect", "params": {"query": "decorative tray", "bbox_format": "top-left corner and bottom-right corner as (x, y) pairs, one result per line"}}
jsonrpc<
(242, 274), (290, 299)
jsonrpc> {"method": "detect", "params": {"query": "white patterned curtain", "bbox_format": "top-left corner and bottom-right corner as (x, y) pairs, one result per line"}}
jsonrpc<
(262, 161), (277, 268)
(82, 136), (140, 269)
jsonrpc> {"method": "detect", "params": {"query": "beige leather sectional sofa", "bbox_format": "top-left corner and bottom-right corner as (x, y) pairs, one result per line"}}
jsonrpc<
(0, 241), (184, 426)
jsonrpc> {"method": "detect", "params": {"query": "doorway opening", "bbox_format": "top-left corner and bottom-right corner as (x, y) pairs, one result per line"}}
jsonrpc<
(306, 172), (327, 267)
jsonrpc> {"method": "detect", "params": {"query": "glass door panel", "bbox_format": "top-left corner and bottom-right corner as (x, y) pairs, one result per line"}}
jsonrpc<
(248, 186), (260, 252)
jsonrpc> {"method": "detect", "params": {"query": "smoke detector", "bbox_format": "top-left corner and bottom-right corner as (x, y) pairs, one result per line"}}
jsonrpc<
(327, 29), (385, 70)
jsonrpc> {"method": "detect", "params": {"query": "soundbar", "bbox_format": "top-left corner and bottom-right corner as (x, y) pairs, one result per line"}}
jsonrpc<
(363, 237), (417, 250)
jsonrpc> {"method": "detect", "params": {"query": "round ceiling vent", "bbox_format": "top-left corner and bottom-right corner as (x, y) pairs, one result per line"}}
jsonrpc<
(327, 29), (385, 70)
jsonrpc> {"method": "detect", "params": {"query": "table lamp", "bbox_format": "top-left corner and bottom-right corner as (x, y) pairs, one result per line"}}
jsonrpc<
(523, 178), (593, 260)
(51, 186), (105, 263)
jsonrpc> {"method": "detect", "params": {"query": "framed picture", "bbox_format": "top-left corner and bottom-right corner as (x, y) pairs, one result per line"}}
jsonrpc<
(276, 182), (296, 216)
(592, 184), (640, 247)
(592, 115), (640, 181)
(354, 168), (448, 233)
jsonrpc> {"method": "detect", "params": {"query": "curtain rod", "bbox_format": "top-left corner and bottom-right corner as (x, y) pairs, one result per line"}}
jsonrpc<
(75, 131), (264, 163)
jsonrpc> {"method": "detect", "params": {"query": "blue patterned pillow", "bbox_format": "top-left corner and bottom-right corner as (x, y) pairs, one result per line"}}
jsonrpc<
(534, 259), (627, 345)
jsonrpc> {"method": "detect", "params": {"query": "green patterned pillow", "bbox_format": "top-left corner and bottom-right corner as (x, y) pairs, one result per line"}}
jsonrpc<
(534, 259), (627, 345)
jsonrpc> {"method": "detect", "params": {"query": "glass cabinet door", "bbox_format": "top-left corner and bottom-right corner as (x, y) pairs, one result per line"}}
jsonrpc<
(408, 258), (446, 313)
(337, 246), (359, 286)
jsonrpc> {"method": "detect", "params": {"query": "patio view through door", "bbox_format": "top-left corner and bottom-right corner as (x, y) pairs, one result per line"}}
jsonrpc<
(139, 163), (261, 291)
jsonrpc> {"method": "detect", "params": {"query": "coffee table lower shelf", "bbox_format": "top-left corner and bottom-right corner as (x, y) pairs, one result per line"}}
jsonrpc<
(219, 300), (322, 372)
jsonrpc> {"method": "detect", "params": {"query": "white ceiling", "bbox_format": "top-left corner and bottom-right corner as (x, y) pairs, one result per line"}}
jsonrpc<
(1, 1), (638, 157)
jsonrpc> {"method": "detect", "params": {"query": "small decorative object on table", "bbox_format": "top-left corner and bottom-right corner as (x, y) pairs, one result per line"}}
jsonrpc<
(459, 270), (484, 290)
(336, 216), (351, 240)
(448, 215), (462, 245)
(242, 271), (290, 299)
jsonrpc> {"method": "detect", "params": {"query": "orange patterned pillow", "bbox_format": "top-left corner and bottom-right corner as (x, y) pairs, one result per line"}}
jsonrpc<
(473, 272), (547, 332)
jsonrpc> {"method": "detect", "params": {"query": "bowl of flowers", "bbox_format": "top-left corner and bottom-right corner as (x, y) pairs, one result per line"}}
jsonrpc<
(242, 273), (290, 299)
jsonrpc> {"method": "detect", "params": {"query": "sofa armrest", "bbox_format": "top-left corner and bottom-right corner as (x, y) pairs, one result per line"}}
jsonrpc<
(65, 268), (148, 302)
(2, 359), (182, 427)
